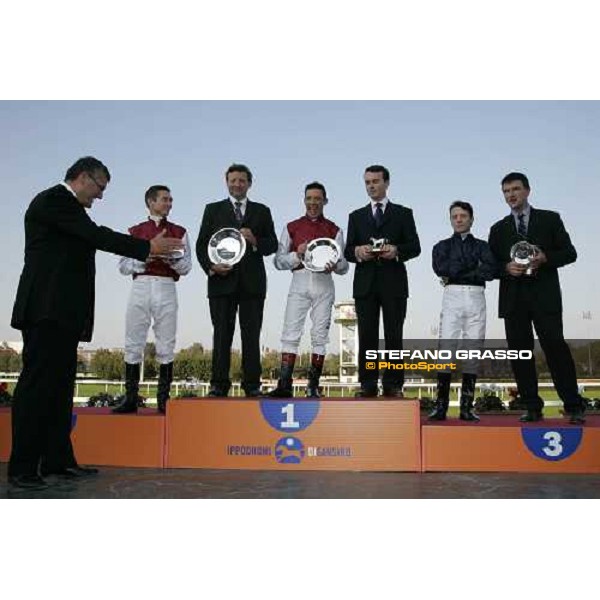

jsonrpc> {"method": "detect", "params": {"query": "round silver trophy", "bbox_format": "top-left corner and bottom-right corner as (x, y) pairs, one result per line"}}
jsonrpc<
(302, 237), (341, 272)
(208, 228), (246, 266)
(510, 241), (539, 275)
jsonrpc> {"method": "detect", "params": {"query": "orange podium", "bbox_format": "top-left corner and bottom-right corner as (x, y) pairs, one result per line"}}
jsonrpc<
(422, 415), (600, 473)
(165, 398), (421, 471)
(71, 408), (165, 468)
(0, 407), (165, 468)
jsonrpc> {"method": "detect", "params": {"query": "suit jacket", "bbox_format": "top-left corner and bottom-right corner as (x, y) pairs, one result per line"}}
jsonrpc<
(196, 198), (278, 298)
(345, 202), (421, 298)
(488, 207), (577, 317)
(11, 184), (150, 341)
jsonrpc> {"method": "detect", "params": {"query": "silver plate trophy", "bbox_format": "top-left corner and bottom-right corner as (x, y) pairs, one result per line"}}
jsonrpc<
(302, 237), (341, 272)
(369, 237), (388, 254)
(208, 228), (247, 266)
(510, 241), (539, 275)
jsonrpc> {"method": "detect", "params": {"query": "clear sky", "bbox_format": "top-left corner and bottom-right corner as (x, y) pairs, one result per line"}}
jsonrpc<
(1, 101), (599, 351)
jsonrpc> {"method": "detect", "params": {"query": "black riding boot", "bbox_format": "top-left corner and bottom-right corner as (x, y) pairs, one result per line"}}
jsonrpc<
(157, 362), (174, 414)
(459, 372), (480, 422)
(306, 354), (325, 398)
(268, 353), (296, 398)
(112, 363), (140, 414)
(428, 372), (452, 421)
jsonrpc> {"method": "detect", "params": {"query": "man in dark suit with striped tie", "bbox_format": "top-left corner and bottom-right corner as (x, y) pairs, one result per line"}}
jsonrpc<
(196, 164), (278, 397)
(345, 165), (421, 397)
(488, 172), (586, 423)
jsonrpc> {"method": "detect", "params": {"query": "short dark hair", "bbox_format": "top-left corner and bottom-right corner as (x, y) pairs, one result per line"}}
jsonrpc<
(144, 185), (171, 208)
(501, 172), (530, 190)
(65, 156), (110, 182)
(304, 181), (327, 201)
(365, 164), (390, 183)
(449, 200), (473, 218)
(225, 163), (253, 184)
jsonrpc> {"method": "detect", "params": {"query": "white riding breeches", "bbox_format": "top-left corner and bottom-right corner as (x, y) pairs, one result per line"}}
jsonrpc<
(438, 285), (486, 374)
(124, 276), (178, 364)
(280, 269), (335, 356)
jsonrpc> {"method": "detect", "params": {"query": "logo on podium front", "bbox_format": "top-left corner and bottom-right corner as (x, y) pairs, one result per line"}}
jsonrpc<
(274, 437), (305, 464)
(521, 428), (583, 461)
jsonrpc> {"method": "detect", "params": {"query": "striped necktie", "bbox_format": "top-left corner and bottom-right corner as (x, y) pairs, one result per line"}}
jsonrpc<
(517, 213), (527, 237)
(234, 201), (243, 224)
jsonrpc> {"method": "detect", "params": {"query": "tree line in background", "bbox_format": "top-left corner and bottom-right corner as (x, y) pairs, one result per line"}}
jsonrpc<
(2, 341), (600, 381)
(83, 341), (600, 381)
(0, 345), (22, 372)
(87, 343), (340, 381)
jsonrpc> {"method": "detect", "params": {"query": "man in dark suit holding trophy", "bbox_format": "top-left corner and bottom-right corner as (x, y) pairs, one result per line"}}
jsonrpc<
(345, 165), (421, 398)
(196, 164), (278, 397)
(488, 172), (586, 423)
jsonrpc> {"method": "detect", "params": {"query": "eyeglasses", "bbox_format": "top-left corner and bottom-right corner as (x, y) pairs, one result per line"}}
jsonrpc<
(86, 172), (107, 193)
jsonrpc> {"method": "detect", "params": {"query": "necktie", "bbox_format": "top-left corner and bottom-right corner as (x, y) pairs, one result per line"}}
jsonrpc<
(374, 202), (384, 228)
(234, 201), (243, 224)
(517, 213), (527, 237)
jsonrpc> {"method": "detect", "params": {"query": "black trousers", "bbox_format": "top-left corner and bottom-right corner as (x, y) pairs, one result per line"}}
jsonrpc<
(355, 289), (407, 389)
(9, 320), (80, 477)
(209, 294), (264, 391)
(504, 299), (582, 413)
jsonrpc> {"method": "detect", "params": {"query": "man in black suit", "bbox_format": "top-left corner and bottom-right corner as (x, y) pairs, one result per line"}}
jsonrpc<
(345, 165), (421, 397)
(8, 157), (184, 490)
(488, 172), (586, 423)
(196, 164), (278, 397)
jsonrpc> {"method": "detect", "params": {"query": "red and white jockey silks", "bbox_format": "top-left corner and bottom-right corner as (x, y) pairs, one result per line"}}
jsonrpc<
(119, 217), (191, 364)
(119, 218), (191, 280)
(274, 215), (348, 356)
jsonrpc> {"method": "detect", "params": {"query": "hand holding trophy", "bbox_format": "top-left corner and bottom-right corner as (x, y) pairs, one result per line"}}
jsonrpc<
(207, 227), (247, 276)
(301, 238), (341, 272)
(369, 237), (388, 255)
(370, 237), (399, 261)
(510, 241), (540, 276)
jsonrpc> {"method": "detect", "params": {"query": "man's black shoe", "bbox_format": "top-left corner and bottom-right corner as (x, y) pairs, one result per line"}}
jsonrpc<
(8, 474), (49, 490)
(71, 465), (99, 476)
(355, 386), (378, 398)
(42, 466), (99, 478)
(112, 397), (138, 414)
(244, 387), (262, 397)
(268, 386), (293, 398)
(519, 409), (544, 422)
(382, 387), (404, 398)
(207, 388), (229, 398)
(567, 409), (586, 425)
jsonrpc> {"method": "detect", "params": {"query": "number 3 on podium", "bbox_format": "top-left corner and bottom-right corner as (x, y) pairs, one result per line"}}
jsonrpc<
(542, 431), (564, 457)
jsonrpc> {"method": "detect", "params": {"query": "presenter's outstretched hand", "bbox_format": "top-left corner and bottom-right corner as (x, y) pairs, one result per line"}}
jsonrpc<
(149, 230), (185, 256)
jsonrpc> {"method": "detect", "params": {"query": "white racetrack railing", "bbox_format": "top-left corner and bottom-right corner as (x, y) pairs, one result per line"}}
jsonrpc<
(2, 376), (600, 407)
